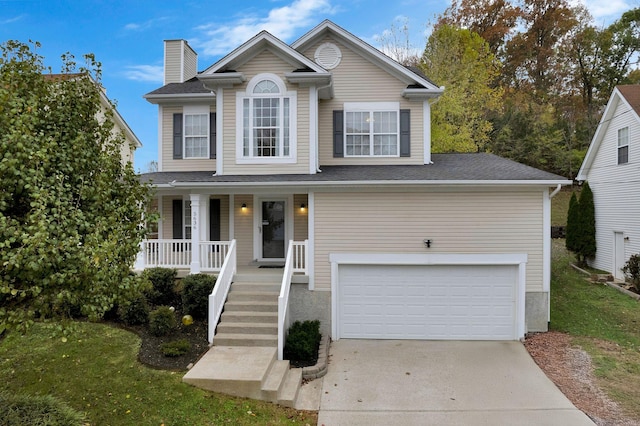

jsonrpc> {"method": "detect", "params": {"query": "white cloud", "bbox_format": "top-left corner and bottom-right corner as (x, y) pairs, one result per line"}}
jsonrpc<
(193, 0), (336, 57)
(122, 64), (164, 83)
(2, 15), (25, 25)
(123, 17), (170, 32)
(573, 0), (632, 25)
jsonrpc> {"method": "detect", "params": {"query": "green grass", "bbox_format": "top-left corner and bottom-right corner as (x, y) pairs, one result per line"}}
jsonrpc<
(551, 187), (577, 226)
(551, 239), (640, 418)
(0, 322), (316, 426)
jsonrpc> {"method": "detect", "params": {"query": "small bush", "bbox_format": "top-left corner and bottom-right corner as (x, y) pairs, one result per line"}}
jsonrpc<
(182, 274), (216, 320)
(0, 391), (86, 426)
(118, 294), (150, 326)
(149, 306), (177, 337)
(622, 254), (640, 292)
(143, 268), (178, 306)
(284, 320), (321, 362)
(161, 339), (191, 357)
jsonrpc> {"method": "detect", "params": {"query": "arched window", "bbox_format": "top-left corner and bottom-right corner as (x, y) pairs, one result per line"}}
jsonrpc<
(238, 74), (295, 159)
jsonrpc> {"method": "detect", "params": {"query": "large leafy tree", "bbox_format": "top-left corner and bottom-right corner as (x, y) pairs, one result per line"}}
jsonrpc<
(421, 25), (503, 153)
(0, 41), (152, 331)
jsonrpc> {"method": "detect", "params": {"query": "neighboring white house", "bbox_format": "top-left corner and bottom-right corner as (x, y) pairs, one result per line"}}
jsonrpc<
(138, 20), (570, 345)
(577, 85), (640, 280)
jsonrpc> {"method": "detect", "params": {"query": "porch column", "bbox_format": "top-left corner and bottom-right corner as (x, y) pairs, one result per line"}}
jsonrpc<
(134, 241), (145, 271)
(190, 193), (204, 274)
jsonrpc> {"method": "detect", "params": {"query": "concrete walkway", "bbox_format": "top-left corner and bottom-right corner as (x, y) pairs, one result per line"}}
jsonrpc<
(318, 340), (595, 426)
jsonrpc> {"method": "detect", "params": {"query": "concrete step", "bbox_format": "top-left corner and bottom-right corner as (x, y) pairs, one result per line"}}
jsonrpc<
(224, 300), (278, 312)
(183, 346), (277, 400)
(231, 282), (281, 293)
(221, 311), (277, 323)
(227, 290), (279, 301)
(278, 368), (302, 408)
(261, 360), (289, 403)
(234, 273), (282, 284)
(217, 322), (278, 335)
(213, 333), (278, 347)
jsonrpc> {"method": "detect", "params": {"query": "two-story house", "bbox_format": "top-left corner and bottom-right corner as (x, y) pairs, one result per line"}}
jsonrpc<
(577, 85), (640, 280)
(138, 20), (569, 352)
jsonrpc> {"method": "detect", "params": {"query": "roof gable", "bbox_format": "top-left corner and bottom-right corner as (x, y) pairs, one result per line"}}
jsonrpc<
(578, 85), (640, 180)
(292, 20), (442, 94)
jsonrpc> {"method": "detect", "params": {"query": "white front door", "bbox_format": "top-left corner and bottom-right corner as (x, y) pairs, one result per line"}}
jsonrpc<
(260, 200), (287, 260)
(614, 232), (625, 280)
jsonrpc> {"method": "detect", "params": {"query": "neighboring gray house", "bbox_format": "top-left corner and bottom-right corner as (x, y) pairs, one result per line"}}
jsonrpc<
(136, 20), (570, 354)
(577, 85), (640, 279)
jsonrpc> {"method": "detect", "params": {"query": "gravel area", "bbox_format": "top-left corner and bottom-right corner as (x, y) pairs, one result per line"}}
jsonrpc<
(525, 331), (639, 426)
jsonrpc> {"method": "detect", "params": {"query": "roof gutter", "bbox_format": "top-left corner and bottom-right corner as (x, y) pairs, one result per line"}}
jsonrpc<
(156, 179), (573, 188)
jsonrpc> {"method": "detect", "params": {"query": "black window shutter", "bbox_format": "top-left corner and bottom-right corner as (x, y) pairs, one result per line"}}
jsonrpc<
(209, 112), (216, 159)
(209, 199), (221, 242)
(399, 109), (410, 157)
(333, 110), (344, 158)
(172, 199), (183, 239)
(173, 113), (183, 159)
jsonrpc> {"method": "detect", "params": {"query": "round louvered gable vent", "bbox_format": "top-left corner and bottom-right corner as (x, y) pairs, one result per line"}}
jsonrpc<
(314, 43), (342, 69)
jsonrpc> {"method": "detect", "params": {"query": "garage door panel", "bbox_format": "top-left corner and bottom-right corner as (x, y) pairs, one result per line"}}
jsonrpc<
(338, 264), (517, 340)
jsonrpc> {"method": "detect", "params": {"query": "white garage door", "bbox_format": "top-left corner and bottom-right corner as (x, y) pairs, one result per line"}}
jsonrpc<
(338, 264), (518, 340)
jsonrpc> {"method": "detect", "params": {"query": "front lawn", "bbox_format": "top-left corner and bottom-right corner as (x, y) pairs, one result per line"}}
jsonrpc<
(551, 239), (640, 419)
(0, 322), (316, 425)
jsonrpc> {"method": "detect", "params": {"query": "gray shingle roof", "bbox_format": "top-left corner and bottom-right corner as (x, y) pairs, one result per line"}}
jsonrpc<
(140, 153), (568, 186)
(144, 77), (212, 96)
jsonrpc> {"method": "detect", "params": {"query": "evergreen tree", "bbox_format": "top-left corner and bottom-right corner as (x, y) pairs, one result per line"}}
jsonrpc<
(577, 182), (597, 263)
(565, 191), (579, 252)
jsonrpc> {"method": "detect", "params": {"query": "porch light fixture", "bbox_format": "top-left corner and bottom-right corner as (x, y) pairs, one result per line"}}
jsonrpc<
(300, 203), (306, 211)
(241, 203), (247, 212)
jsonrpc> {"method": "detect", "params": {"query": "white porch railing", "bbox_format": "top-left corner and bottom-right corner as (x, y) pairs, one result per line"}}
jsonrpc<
(291, 239), (308, 274)
(278, 240), (296, 361)
(208, 239), (237, 344)
(135, 239), (230, 272)
(200, 241), (231, 271)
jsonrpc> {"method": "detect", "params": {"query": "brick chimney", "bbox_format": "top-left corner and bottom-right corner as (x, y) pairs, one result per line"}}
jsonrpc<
(163, 39), (198, 85)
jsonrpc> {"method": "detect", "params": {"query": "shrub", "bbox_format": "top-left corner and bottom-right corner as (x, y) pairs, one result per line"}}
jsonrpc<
(161, 339), (191, 357)
(149, 306), (177, 337)
(622, 254), (640, 292)
(118, 294), (150, 326)
(182, 274), (216, 320)
(284, 320), (321, 362)
(0, 392), (86, 426)
(142, 268), (178, 306)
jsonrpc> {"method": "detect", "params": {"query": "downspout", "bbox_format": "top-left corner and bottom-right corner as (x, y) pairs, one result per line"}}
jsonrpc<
(549, 183), (562, 199)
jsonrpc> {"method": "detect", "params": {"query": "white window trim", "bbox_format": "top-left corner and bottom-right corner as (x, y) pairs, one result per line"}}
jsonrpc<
(183, 197), (192, 240)
(183, 105), (210, 159)
(343, 102), (400, 158)
(618, 126), (629, 165)
(236, 73), (297, 164)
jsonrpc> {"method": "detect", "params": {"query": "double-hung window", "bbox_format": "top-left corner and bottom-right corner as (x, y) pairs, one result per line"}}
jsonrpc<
(237, 74), (296, 162)
(344, 102), (399, 156)
(618, 126), (629, 165)
(183, 105), (209, 159)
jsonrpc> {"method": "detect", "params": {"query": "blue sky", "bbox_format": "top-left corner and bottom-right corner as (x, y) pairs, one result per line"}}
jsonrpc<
(1, 0), (632, 172)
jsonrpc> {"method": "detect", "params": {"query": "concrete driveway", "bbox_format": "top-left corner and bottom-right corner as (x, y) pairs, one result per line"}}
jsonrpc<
(318, 340), (595, 426)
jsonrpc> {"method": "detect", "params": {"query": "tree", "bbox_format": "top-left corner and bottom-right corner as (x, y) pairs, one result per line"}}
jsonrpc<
(421, 25), (503, 152)
(0, 41), (153, 332)
(576, 181), (596, 263)
(565, 191), (579, 253)
(375, 17), (421, 66)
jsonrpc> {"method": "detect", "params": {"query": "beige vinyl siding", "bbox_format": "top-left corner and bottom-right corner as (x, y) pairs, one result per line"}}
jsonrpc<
(164, 41), (183, 84)
(222, 50), (310, 175)
(313, 191), (544, 292)
(304, 36), (424, 166)
(585, 98), (640, 274)
(161, 197), (175, 238)
(161, 105), (216, 172)
(234, 195), (255, 265)
(294, 194), (309, 241)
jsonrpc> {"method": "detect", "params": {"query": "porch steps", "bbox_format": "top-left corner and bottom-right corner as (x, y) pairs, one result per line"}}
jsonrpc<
(183, 271), (301, 408)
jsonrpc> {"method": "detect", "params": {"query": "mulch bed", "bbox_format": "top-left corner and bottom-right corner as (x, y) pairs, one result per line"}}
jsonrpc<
(119, 310), (209, 371)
